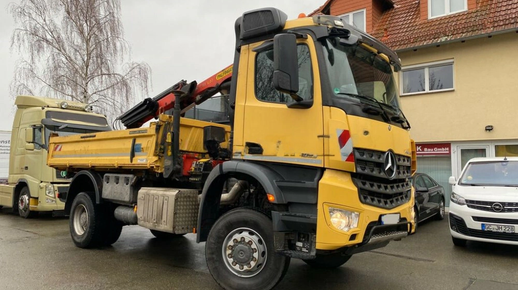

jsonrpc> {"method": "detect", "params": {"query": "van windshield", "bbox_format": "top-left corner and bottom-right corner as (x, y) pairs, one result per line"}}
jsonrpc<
(459, 161), (518, 186)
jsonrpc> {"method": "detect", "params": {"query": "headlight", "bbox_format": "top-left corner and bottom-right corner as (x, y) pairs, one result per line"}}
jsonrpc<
(45, 184), (55, 198)
(450, 192), (466, 205)
(329, 207), (359, 232)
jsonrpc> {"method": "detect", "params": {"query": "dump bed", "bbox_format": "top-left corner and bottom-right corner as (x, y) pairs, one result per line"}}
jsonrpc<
(47, 114), (230, 173)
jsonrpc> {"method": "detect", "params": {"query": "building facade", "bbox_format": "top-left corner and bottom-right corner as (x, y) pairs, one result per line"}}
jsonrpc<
(311, 0), (518, 204)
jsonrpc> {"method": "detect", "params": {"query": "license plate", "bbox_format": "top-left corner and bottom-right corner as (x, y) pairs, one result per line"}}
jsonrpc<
(481, 223), (515, 233)
(381, 214), (400, 225)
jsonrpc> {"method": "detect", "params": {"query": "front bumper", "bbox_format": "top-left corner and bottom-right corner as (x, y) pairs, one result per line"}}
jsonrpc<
(449, 202), (518, 245)
(315, 170), (414, 250)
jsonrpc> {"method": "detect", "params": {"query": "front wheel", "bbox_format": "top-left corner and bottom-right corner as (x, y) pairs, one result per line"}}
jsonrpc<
(452, 236), (467, 247)
(205, 208), (290, 290)
(18, 187), (37, 218)
(303, 252), (352, 269)
(69, 192), (104, 248)
(435, 199), (445, 220)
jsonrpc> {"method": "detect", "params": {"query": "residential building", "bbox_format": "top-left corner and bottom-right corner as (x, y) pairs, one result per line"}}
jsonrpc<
(311, 0), (518, 204)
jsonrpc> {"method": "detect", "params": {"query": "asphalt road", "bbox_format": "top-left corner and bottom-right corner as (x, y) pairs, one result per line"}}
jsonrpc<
(1, 208), (517, 290)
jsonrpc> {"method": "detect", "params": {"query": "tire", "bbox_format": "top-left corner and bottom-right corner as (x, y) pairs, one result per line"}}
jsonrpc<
(69, 192), (104, 248)
(303, 253), (352, 269)
(435, 199), (445, 220)
(452, 236), (467, 247)
(150, 229), (185, 239)
(205, 208), (290, 290)
(102, 206), (123, 246)
(18, 187), (37, 218)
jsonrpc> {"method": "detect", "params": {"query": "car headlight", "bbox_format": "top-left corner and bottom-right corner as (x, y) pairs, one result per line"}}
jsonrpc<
(45, 184), (55, 198)
(329, 207), (359, 232)
(450, 192), (466, 205)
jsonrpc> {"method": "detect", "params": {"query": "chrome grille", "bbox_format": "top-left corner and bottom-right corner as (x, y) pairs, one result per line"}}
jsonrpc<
(354, 148), (412, 179)
(353, 148), (412, 209)
(466, 200), (518, 213)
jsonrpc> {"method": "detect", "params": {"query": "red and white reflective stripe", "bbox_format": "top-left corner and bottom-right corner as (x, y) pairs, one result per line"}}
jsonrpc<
(337, 129), (354, 162)
(54, 144), (62, 151)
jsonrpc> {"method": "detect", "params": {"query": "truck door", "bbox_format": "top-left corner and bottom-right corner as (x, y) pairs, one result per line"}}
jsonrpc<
(236, 39), (324, 167)
(23, 125), (44, 183)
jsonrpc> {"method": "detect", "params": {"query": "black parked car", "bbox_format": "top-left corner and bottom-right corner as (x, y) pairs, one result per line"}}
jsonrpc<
(411, 173), (446, 231)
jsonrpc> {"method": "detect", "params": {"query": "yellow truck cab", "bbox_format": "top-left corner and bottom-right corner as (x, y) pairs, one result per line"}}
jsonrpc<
(0, 96), (110, 218)
(47, 8), (416, 290)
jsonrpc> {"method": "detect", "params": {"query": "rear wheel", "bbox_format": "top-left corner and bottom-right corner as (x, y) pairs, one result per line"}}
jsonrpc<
(150, 229), (186, 239)
(18, 187), (37, 218)
(102, 206), (123, 246)
(303, 253), (352, 269)
(205, 208), (290, 290)
(452, 236), (467, 247)
(69, 192), (104, 248)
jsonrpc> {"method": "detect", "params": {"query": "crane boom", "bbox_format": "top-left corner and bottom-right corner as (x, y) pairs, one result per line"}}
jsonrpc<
(118, 64), (233, 128)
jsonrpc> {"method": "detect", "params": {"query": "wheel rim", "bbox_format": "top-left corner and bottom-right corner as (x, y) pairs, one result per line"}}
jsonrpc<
(222, 227), (267, 278)
(440, 201), (445, 218)
(18, 194), (29, 213)
(72, 204), (89, 236)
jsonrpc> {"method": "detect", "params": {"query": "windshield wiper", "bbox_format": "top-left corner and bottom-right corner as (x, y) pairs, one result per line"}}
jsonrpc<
(389, 111), (411, 130)
(337, 93), (390, 122)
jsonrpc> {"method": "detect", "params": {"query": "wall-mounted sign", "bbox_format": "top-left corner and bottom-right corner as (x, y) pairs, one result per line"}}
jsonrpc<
(416, 143), (451, 156)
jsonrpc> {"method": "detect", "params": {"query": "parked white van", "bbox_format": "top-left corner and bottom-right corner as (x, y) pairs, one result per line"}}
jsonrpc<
(448, 157), (518, 246)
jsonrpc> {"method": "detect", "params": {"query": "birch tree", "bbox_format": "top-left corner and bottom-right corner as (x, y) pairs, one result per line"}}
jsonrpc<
(9, 0), (151, 122)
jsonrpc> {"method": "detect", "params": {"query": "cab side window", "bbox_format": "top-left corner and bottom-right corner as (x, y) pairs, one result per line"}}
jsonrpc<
(255, 44), (313, 104)
(33, 126), (42, 150)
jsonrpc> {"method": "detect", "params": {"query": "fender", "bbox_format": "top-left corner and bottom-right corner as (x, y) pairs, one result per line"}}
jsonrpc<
(196, 160), (286, 242)
(65, 170), (103, 215)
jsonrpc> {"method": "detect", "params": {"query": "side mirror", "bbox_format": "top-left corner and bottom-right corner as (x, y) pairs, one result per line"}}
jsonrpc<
(415, 186), (427, 193)
(448, 176), (456, 185)
(273, 33), (300, 100)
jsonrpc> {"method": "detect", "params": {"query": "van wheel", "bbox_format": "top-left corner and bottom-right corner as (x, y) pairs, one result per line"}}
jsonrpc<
(150, 229), (186, 239)
(452, 236), (467, 247)
(206, 208), (290, 290)
(69, 192), (104, 248)
(303, 253), (352, 268)
(18, 187), (37, 218)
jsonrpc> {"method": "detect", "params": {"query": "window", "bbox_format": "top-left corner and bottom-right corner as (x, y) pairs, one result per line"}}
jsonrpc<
(184, 95), (230, 123)
(33, 126), (43, 150)
(429, 0), (467, 18)
(495, 145), (518, 157)
(255, 44), (313, 104)
(401, 60), (454, 95)
(340, 9), (366, 32)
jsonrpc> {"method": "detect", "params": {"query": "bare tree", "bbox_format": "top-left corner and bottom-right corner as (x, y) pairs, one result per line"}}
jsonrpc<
(9, 0), (151, 122)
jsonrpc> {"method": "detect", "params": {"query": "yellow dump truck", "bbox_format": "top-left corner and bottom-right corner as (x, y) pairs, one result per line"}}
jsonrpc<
(0, 96), (109, 218)
(48, 8), (416, 290)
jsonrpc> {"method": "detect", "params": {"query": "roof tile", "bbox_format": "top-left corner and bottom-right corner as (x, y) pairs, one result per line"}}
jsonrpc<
(369, 0), (518, 50)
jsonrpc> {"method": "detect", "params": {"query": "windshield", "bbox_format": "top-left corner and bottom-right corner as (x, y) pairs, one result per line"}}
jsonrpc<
(460, 161), (518, 186)
(323, 38), (403, 116)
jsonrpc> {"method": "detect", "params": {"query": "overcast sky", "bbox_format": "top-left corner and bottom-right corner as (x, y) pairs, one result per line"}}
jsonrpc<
(0, 0), (321, 131)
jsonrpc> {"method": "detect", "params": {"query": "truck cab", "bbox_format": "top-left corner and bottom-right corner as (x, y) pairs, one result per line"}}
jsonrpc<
(0, 96), (110, 218)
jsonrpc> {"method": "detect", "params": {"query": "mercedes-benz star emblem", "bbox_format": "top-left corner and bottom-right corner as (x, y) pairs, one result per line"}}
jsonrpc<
(491, 203), (504, 212)
(383, 151), (397, 180)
